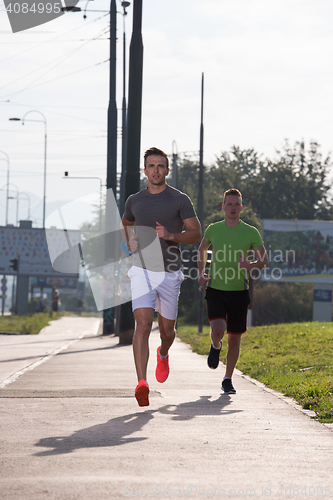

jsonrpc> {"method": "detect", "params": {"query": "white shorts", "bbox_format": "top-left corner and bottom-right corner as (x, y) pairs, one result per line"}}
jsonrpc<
(127, 266), (185, 321)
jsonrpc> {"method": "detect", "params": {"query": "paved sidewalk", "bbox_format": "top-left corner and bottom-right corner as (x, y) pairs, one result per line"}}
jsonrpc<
(0, 316), (332, 500)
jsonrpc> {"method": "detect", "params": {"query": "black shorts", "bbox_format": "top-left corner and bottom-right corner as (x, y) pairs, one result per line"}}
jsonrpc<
(205, 287), (250, 334)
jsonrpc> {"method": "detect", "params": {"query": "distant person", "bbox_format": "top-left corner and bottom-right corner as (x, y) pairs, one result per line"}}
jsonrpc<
(122, 147), (202, 407)
(198, 188), (269, 394)
(36, 296), (45, 313)
(77, 297), (83, 316)
(51, 289), (60, 312)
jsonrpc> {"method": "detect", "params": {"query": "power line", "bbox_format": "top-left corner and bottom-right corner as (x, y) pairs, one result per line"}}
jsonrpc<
(0, 12), (108, 65)
(0, 38), (109, 44)
(16, 58), (109, 93)
(0, 28), (109, 101)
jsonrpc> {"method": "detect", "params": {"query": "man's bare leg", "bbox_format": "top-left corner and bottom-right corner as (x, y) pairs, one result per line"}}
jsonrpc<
(207, 318), (227, 369)
(133, 308), (154, 382)
(157, 314), (176, 356)
(225, 333), (242, 378)
(210, 318), (227, 348)
(155, 314), (176, 383)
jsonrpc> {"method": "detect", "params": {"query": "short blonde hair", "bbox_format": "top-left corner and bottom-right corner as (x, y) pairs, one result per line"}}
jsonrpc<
(223, 188), (242, 204)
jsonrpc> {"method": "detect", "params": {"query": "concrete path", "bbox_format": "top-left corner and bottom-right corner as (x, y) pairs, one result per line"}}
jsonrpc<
(0, 316), (332, 500)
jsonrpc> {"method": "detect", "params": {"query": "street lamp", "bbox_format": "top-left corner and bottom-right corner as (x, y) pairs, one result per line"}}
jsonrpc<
(0, 151), (10, 226)
(17, 192), (31, 222)
(61, 1), (130, 213)
(171, 141), (178, 189)
(63, 172), (104, 230)
(9, 110), (47, 228)
(119, 1), (130, 214)
(0, 151), (10, 317)
(2, 182), (19, 225)
(197, 73), (205, 334)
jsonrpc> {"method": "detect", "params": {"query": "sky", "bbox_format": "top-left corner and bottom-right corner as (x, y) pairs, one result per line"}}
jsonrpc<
(1, 0), (333, 230)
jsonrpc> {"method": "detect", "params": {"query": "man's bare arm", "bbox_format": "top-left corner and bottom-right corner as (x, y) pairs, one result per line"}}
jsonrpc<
(238, 244), (269, 271)
(121, 216), (137, 252)
(197, 237), (211, 285)
(155, 216), (202, 244)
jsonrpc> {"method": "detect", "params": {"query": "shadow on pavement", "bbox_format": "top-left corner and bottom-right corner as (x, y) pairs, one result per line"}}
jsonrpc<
(34, 394), (241, 456)
(34, 410), (156, 456)
(159, 394), (241, 420)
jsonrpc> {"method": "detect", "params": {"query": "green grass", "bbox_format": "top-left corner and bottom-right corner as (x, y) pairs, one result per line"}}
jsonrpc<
(0, 311), (102, 335)
(177, 321), (333, 423)
(0, 312), (64, 335)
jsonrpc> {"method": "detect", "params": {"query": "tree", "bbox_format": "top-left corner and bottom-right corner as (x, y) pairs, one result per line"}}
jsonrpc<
(175, 140), (333, 324)
(210, 141), (333, 221)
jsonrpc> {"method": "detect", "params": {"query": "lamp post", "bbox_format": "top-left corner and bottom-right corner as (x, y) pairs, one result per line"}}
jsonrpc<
(63, 173), (104, 230)
(197, 73), (205, 334)
(118, 0), (143, 344)
(10, 110), (47, 228)
(3, 182), (19, 225)
(171, 141), (178, 189)
(0, 151), (10, 316)
(0, 151), (10, 226)
(124, 0), (143, 202)
(119, 1), (130, 214)
(17, 192), (31, 222)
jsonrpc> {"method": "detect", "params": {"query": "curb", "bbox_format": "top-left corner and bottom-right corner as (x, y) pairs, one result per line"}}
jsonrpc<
(234, 367), (333, 431)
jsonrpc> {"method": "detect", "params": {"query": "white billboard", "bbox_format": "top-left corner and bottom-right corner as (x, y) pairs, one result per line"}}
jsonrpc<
(262, 219), (333, 283)
(0, 226), (80, 277)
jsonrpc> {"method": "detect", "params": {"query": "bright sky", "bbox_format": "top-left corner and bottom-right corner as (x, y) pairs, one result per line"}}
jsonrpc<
(0, 0), (333, 229)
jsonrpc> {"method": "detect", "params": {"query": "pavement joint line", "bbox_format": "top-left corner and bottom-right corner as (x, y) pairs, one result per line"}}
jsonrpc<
(0, 318), (101, 390)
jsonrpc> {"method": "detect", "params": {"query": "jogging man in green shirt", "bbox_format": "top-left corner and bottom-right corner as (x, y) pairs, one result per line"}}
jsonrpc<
(198, 188), (269, 394)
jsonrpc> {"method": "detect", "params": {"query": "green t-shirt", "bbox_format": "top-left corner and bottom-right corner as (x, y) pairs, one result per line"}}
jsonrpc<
(204, 220), (263, 291)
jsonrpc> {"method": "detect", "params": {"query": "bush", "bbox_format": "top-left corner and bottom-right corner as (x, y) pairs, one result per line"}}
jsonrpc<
(179, 279), (314, 327)
(60, 293), (98, 313)
(252, 281), (313, 326)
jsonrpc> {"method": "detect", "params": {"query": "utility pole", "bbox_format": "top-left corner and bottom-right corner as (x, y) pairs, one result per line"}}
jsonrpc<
(118, 0), (144, 344)
(124, 0), (143, 201)
(171, 140), (178, 189)
(103, 0), (118, 334)
(197, 73), (205, 333)
(119, 1), (130, 215)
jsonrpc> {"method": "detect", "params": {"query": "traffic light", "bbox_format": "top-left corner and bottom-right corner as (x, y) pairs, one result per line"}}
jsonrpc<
(9, 258), (18, 272)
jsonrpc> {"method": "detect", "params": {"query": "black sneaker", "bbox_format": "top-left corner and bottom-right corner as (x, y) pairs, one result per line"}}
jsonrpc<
(207, 343), (221, 369)
(222, 378), (236, 394)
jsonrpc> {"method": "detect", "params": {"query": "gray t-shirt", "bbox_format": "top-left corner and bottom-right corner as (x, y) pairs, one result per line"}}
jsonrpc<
(124, 184), (197, 272)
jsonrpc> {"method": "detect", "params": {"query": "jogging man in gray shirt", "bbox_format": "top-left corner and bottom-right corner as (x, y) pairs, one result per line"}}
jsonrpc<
(122, 147), (202, 407)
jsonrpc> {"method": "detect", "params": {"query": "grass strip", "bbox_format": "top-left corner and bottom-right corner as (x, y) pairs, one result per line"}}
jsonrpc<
(0, 312), (63, 335)
(0, 311), (102, 336)
(177, 321), (333, 423)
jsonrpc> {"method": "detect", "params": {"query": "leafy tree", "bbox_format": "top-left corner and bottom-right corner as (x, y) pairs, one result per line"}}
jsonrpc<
(78, 140), (332, 326)
(210, 141), (333, 221)
(175, 140), (333, 325)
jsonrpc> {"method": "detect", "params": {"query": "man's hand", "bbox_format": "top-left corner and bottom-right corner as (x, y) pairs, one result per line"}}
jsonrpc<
(198, 272), (210, 286)
(238, 256), (250, 270)
(156, 222), (173, 241)
(128, 235), (138, 253)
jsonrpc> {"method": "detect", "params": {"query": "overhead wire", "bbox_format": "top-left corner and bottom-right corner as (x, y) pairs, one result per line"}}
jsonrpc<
(2, 132), (106, 149)
(17, 58), (109, 92)
(0, 11), (109, 65)
(0, 25), (110, 101)
(0, 99), (108, 125)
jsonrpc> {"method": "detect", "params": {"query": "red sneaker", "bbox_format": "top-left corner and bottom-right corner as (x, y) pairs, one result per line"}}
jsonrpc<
(135, 379), (149, 407)
(155, 346), (169, 383)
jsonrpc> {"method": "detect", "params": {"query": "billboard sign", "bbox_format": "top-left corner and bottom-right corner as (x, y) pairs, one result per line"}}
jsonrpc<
(0, 226), (80, 278)
(262, 219), (333, 283)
